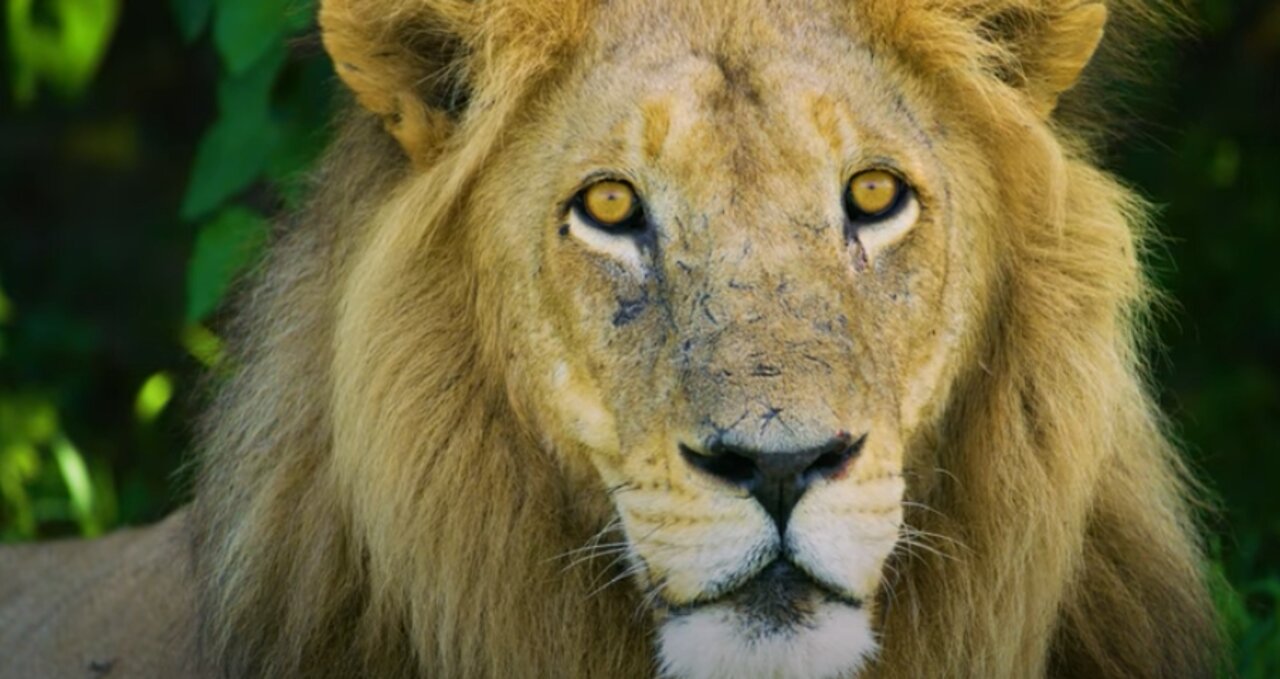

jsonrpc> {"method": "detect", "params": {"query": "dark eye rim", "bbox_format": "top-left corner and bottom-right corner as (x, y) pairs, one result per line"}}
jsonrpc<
(571, 180), (648, 232)
(843, 170), (913, 224)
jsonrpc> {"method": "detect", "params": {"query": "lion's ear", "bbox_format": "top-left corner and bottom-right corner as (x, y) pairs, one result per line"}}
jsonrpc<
(986, 2), (1108, 117)
(320, 0), (476, 165)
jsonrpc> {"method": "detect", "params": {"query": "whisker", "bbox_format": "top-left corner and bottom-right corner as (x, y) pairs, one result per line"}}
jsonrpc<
(586, 562), (646, 600)
(635, 585), (665, 621)
(545, 517), (623, 565)
(900, 500), (946, 518)
(897, 535), (958, 563)
(900, 525), (970, 553)
(559, 546), (631, 575)
(553, 540), (631, 561)
(586, 549), (638, 590)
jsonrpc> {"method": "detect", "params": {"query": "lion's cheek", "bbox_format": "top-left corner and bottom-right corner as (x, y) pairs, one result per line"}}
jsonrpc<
(543, 360), (621, 457)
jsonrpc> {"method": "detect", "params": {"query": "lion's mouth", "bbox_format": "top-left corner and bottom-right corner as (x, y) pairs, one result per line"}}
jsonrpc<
(662, 560), (862, 633)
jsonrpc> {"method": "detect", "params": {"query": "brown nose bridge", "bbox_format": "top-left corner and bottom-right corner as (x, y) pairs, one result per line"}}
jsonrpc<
(672, 206), (857, 455)
(683, 260), (848, 383)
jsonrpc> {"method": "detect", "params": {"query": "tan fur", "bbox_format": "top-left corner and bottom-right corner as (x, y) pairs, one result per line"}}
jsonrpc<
(0, 512), (199, 678)
(0, 1), (1217, 678)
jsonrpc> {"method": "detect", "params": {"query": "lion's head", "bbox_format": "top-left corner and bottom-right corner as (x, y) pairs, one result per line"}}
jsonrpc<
(193, 1), (1217, 678)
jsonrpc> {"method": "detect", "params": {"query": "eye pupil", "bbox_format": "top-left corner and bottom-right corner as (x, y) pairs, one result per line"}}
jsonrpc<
(583, 180), (638, 227)
(848, 170), (902, 218)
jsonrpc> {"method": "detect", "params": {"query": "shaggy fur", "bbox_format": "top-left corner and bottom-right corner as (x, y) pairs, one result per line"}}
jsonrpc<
(189, 1), (1218, 677)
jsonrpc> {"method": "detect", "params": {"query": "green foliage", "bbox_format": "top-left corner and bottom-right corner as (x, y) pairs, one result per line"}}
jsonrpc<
(5, 0), (121, 104)
(170, 0), (213, 44)
(0, 390), (115, 540)
(2, 0), (328, 541)
(180, 46), (285, 222)
(212, 0), (311, 75)
(1214, 553), (1280, 677)
(134, 372), (175, 424)
(186, 206), (268, 322)
(179, 0), (326, 323)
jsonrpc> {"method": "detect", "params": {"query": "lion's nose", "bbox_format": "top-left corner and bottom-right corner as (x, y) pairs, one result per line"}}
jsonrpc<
(679, 433), (865, 531)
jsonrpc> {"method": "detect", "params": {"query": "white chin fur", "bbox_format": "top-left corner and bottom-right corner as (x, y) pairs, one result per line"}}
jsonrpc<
(658, 603), (876, 679)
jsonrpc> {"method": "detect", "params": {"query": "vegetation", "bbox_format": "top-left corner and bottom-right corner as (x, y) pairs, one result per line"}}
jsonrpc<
(1, 0), (1275, 673)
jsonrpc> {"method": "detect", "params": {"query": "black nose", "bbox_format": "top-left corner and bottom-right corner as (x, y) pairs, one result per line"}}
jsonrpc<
(679, 433), (866, 531)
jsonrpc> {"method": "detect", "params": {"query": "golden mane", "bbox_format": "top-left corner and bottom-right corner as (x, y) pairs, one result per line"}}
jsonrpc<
(191, 1), (1218, 677)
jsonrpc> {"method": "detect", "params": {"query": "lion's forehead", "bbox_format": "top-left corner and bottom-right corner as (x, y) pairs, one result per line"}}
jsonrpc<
(554, 19), (935, 202)
(589, 0), (855, 58)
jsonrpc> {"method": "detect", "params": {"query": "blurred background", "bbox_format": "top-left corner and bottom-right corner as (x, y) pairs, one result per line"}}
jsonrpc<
(0, 0), (1276, 674)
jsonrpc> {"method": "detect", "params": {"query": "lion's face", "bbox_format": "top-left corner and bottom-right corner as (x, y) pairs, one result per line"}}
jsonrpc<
(473, 4), (990, 678)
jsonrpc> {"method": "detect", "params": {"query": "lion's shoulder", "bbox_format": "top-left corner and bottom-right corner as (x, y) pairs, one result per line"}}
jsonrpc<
(0, 510), (203, 679)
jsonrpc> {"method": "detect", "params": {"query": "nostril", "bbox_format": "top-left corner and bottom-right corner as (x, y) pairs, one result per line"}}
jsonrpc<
(803, 433), (866, 482)
(680, 444), (759, 489)
(679, 433), (867, 533)
(678, 434), (866, 496)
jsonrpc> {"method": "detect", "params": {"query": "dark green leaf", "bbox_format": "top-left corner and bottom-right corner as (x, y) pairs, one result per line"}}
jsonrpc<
(180, 48), (286, 220)
(171, 0), (214, 43)
(180, 114), (280, 221)
(186, 207), (269, 322)
(268, 56), (333, 186)
(212, 0), (294, 75)
(215, 44), (286, 115)
(285, 0), (318, 33)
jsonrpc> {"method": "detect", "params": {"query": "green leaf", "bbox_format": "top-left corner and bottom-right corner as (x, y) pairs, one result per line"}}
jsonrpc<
(186, 206), (268, 322)
(182, 324), (226, 368)
(285, 0), (317, 33)
(0, 443), (40, 539)
(212, 0), (296, 75)
(180, 47), (285, 220)
(52, 435), (99, 537)
(23, 401), (58, 445)
(214, 43), (285, 114)
(134, 372), (175, 423)
(181, 115), (279, 220)
(171, 0), (213, 43)
(6, 0), (121, 104)
(268, 55), (331, 184)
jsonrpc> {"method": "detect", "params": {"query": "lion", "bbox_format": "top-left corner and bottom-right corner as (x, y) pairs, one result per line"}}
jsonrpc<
(0, 0), (1220, 677)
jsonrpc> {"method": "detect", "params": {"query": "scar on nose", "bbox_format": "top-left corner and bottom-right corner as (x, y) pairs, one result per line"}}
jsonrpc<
(642, 100), (671, 161)
(760, 406), (784, 434)
(810, 94), (843, 155)
(750, 364), (782, 378)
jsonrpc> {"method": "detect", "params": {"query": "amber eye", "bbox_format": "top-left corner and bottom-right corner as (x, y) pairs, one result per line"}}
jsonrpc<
(579, 180), (641, 229)
(846, 170), (906, 220)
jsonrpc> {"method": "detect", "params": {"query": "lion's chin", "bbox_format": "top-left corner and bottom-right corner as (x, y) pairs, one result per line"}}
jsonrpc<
(657, 601), (875, 679)
(655, 562), (876, 679)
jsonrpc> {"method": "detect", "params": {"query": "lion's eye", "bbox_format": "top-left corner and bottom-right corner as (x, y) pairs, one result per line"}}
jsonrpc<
(578, 180), (642, 229)
(846, 170), (907, 222)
